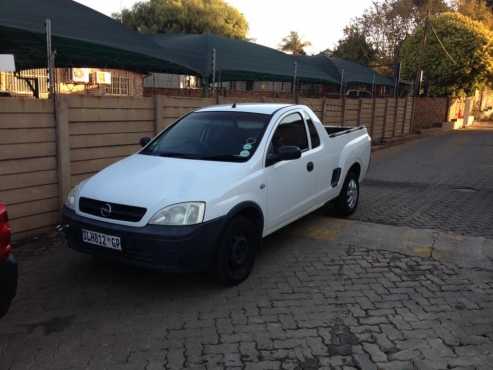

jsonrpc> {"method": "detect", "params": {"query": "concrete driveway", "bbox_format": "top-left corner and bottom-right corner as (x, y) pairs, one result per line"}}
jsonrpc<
(1, 128), (493, 370)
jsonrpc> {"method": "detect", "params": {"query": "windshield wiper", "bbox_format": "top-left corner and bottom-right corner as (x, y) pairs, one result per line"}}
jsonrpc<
(199, 154), (244, 162)
(156, 152), (202, 159)
(143, 151), (244, 161)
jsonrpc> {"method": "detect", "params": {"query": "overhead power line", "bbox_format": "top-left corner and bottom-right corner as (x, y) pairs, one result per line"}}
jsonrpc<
(430, 23), (457, 65)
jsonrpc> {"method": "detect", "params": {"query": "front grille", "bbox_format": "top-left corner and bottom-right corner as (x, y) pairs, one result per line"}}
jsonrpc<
(79, 197), (147, 222)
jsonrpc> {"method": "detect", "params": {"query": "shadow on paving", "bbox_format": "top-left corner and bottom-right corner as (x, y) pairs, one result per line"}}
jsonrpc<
(1, 216), (493, 369)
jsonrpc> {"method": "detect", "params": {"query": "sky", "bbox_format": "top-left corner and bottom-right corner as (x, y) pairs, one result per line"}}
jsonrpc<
(75, 0), (375, 54)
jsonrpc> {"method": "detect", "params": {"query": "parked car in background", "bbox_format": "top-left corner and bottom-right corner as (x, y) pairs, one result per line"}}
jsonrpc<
(346, 89), (372, 98)
(62, 104), (371, 285)
(0, 202), (17, 317)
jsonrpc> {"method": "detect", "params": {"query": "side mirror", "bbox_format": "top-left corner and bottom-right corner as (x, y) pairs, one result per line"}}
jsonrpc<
(278, 146), (302, 161)
(140, 137), (151, 147)
(267, 145), (301, 166)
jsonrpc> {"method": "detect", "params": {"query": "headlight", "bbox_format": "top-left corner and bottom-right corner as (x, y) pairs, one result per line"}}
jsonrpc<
(64, 186), (78, 210)
(149, 202), (205, 226)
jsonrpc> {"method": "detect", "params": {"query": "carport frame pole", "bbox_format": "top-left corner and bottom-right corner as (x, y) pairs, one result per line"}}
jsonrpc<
(45, 19), (55, 97)
(339, 69), (345, 97)
(211, 48), (216, 96)
(292, 61), (298, 97)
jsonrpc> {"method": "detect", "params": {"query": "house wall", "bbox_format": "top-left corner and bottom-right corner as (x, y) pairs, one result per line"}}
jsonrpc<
(0, 68), (145, 97)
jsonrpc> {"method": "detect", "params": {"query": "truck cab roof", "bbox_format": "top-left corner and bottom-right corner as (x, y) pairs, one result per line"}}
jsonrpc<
(197, 103), (294, 115)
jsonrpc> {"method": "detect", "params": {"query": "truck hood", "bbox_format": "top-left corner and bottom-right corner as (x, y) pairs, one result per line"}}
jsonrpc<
(77, 154), (251, 223)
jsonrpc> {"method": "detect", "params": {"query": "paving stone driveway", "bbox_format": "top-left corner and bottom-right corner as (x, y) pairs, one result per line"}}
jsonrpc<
(1, 128), (493, 370)
(2, 227), (493, 370)
(356, 128), (493, 239)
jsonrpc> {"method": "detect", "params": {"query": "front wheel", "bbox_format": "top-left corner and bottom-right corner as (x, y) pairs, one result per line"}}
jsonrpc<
(0, 299), (12, 318)
(214, 216), (259, 286)
(333, 171), (360, 217)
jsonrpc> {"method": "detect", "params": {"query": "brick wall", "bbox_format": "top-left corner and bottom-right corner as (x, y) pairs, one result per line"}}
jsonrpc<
(413, 97), (449, 129)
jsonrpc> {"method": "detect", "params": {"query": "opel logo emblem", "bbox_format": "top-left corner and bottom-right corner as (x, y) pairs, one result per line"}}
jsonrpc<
(100, 203), (112, 218)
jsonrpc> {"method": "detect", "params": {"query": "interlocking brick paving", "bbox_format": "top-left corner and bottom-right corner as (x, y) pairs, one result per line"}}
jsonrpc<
(354, 129), (493, 238)
(1, 233), (493, 370)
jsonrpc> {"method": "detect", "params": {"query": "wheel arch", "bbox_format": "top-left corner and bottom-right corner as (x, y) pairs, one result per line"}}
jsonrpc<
(225, 201), (264, 237)
(348, 162), (361, 180)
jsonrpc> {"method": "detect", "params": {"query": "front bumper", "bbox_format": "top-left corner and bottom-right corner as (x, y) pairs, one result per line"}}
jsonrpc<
(0, 254), (18, 313)
(62, 208), (226, 272)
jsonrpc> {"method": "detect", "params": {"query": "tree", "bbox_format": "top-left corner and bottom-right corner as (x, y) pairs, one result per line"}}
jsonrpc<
(400, 12), (493, 95)
(279, 31), (312, 55)
(454, 0), (493, 29)
(113, 0), (249, 39)
(328, 25), (378, 65)
(335, 0), (449, 67)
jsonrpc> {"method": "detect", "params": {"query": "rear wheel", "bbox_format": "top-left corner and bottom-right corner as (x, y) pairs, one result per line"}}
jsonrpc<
(215, 216), (258, 286)
(334, 171), (360, 217)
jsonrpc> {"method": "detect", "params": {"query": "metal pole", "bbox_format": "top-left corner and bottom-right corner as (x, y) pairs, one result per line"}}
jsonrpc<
(45, 19), (55, 97)
(371, 72), (376, 97)
(418, 70), (424, 96)
(394, 62), (401, 98)
(211, 48), (216, 96)
(153, 73), (157, 96)
(416, 10), (430, 96)
(339, 69), (345, 97)
(292, 61), (298, 96)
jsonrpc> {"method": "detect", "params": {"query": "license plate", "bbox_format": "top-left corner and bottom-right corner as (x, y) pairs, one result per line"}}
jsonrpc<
(82, 229), (122, 251)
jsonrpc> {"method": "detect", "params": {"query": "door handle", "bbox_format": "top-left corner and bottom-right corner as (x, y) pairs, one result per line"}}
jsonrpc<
(307, 161), (314, 172)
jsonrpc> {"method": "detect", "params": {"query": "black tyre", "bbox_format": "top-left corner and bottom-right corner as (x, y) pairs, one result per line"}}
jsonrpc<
(334, 171), (360, 217)
(0, 299), (12, 318)
(215, 216), (259, 286)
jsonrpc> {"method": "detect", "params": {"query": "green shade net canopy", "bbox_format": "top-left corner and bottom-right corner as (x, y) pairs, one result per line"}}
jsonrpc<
(0, 0), (394, 88)
(328, 57), (394, 87)
(0, 0), (198, 74)
(151, 33), (340, 84)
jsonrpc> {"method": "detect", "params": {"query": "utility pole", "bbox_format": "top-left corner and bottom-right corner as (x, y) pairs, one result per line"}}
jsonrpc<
(416, 9), (430, 96)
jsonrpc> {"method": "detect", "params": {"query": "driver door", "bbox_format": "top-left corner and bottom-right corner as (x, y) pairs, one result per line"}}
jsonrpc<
(265, 112), (314, 232)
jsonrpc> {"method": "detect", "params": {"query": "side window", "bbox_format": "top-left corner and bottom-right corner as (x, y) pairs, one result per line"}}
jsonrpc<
(270, 113), (308, 154)
(305, 115), (320, 149)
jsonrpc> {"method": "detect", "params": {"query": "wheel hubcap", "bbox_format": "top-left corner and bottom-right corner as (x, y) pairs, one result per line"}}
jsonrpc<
(230, 235), (249, 266)
(347, 179), (358, 209)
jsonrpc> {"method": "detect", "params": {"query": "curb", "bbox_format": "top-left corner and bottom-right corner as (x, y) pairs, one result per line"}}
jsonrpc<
(371, 128), (451, 152)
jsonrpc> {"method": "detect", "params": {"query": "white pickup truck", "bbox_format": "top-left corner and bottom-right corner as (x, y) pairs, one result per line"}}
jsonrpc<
(62, 104), (371, 285)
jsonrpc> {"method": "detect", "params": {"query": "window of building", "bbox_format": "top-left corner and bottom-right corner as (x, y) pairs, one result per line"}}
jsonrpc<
(105, 75), (130, 96)
(0, 69), (48, 96)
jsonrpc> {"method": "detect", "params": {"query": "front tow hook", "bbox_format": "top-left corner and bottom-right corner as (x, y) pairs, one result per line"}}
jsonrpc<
(56, 224), (70, 233)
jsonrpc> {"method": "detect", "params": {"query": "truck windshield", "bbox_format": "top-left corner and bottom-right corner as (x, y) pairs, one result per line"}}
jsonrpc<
(141, 111), (271, 162)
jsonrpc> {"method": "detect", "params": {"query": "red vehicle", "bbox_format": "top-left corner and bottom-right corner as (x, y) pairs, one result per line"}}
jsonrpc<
(0, 202), (17, 317)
